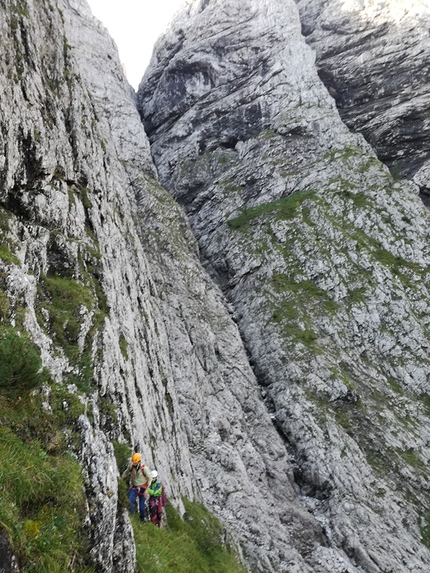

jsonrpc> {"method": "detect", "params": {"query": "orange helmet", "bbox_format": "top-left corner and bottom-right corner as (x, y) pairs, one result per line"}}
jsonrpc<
(131, 453), (141, 464)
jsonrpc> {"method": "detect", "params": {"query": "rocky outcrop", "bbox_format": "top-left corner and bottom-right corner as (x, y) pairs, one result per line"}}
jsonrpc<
(3, 0), (430, 571)
(1, 1), (358, 572)
(0, 536), (19, 573)
(1, 0), (177, 569)
(139, 0), (430, 571)
(294, 0), (430, 197)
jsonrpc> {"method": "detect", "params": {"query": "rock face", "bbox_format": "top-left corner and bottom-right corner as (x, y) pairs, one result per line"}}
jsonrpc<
(0, 536), (19, 573)
(2, 0), (430, 572)
(139, 0), (430, 572)
(0, 1), (354, 572)
(294, 0), (430, 196)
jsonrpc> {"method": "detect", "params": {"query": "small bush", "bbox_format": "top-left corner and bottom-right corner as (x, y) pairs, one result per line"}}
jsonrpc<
(113, 441), (132, 510)
(0, 243), (20, 265)
(113, 441), (131, 473)
(0, 327), (49, 393)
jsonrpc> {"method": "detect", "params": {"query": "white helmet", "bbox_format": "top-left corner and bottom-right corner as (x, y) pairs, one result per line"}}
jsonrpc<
(151, 470), (158, 479)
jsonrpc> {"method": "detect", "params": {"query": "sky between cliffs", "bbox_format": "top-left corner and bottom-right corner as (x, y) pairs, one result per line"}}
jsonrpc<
(87, 0), (186, 90)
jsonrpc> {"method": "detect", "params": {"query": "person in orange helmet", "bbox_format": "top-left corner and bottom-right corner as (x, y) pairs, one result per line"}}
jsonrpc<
(121, 452), (152, 522)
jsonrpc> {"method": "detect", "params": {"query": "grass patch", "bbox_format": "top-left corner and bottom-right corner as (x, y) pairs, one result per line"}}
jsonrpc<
(36, 273), (106, 392)
(398, 449), (426, 471)
(343, 190), (369, 209)
(227, 189), (315, 230)
(334, 405), (352, 430)
(420, 516), (430, 549)
(268, 273), (334, 349)
(348, 287), (366, 304)
(373, 248), (423, 276)
(0, 243), (20, 265)
(119, 334), (128, 360)
(12, 1), (30, 18)
(80, 187), (92, 210)
(0, 292), (11, 319)
(37, 275), (93, 351)
(113, 441), (132, 509)
(133, 500), (246, 573)
(0, 329), (92, 572)
(324, 145), (363, 163)
(0, 429), (91, 572)
(271, 274), (323, 298)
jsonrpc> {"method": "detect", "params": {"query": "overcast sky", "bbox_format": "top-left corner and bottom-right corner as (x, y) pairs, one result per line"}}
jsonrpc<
(86, 0), (186, 89)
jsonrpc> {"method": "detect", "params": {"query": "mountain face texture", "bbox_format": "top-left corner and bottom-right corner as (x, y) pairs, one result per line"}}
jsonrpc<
(295, 0), (430, 196)
(2, 1), (430, 573)
(139, 0), (430, 571)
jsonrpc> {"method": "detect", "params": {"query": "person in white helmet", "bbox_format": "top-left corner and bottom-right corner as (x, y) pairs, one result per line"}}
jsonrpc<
(147, 470), (167, 527)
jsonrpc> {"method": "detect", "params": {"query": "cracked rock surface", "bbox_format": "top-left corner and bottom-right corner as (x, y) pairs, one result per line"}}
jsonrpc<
(139, 0), (430, 571)
(295, 0), (430, 197)
(0, 0), (366, 571)
(2, 0), (430, 571)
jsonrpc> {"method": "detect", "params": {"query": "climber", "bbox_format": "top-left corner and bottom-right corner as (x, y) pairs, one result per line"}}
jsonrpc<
(121, 452), (152, 522)
(147, 470), (167, 527)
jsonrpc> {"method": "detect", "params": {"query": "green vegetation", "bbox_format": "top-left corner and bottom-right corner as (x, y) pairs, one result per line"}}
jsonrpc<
(80, 187), (92, 210)
(133, 500), (246, 573)
(334, 405), (352, 430)
(0, 325), (92, 572)
(342, 189), (369, 209)
(112, 441), (131, 509)
(36, 269), (107, 392)
(271, 273), (323, 298)
(398, 448), (427, 471)
(324, 145), (363, 163)
(373, 247), (423, 277)
(119, 334), (128, 360)
(0, 243), (19, 265)
(0, 291), (11, 319)
(0, 209), (19, 265)
(37, 275), (94, 349)
(420, 515), (430, 548)
(0, 326), (50, 393)
(112, 441), (130, 472)
(389, 163), (402, 181)
(252, 129), (277, 140)
(11, 1), (30, 18)
(348, 286), (367, 304)
(227, 189), (315, 230)
(268, 273), (335, 349)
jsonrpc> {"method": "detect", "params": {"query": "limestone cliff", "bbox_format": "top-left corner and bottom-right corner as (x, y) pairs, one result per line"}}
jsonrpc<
(2, 0), (430, 572)
(0, 0), (338, 572)
(139, 0), (430, 572)
(295, 0), (430, 198)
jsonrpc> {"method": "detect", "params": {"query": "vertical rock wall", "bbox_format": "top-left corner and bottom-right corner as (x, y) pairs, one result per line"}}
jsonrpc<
(139, 0), (430, 572)
(0, 1), (362, 572)
(1, 0), (189, 569)
(3, 0), (430, 571)
(295, 0), (430, 196)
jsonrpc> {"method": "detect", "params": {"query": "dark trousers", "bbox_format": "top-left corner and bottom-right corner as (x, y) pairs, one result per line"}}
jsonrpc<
(128, 487), (146, 521)
(149, 497), (162, 527)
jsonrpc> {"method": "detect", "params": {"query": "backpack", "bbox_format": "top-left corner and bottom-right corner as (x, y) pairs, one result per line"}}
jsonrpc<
(149, 480), (163, 497)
